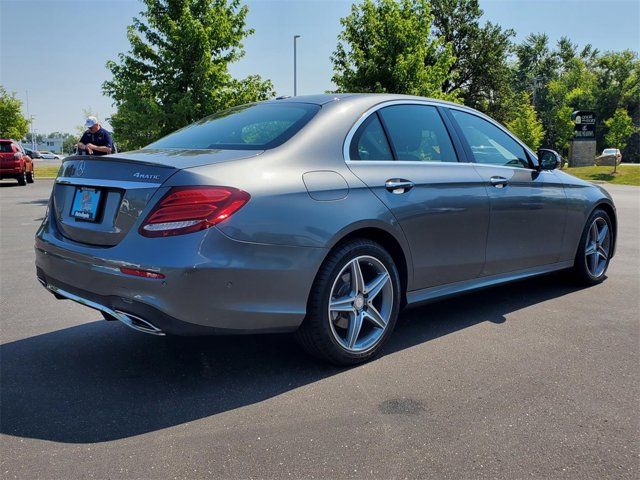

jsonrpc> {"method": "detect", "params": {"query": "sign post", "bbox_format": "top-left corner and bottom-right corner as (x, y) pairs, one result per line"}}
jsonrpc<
(569, 110), (597, 167)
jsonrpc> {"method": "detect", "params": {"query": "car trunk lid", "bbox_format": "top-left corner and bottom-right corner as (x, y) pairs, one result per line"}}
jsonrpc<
(52, 149), (261, 246)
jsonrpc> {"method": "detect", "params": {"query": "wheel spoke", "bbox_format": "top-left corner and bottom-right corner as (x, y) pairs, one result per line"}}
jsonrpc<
(349, 259), (365, 295)
(585, 242), (597, 256)
(364, 272), (389, 301)
(346, 311), (364, 349)
(589, 251), (598, 274)
(363, 305), (387, 329)
(597, 246), (608, 260)
(330, 295), (356, 313)
(590, 222), (598, 243)
(597, 223), (608, 244)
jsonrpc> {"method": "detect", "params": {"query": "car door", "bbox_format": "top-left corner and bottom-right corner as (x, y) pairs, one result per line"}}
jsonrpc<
(346, 102), (490, 290)
(447, 108), (567, 276)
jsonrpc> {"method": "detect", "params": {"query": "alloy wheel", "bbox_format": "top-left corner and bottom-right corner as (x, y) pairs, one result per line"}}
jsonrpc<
(328, 255), (393, 353)
(585, 217), (610, 278)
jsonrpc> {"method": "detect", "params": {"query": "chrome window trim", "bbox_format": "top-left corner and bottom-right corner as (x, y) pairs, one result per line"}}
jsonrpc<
(344, 99), (451, 164)
(56, 177), (162, 189)
(445, 104), (539, 166)
(343, 99), (538, 166)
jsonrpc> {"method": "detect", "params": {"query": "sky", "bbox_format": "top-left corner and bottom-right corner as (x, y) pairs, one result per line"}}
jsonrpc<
(1, 0), (638, 135)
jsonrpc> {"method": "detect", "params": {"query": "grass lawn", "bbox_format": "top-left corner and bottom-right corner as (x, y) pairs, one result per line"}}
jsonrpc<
(562, 165), (640, 186)
(34, 164), (61, 178)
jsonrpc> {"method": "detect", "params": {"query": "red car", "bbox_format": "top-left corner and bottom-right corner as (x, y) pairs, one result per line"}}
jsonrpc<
(0, 139), (34, 185)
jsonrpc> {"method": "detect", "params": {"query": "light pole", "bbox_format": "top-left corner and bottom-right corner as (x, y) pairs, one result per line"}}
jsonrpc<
(293, 35), (301, 96)
(25, 90), (35, 150)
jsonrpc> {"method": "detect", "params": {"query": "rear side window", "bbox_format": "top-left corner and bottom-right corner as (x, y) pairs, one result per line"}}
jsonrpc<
(379, 105), (458, 162)
(0, 142), (14, 153)
(148, 103), (320, 150)
(450, 109), (529, 169)
(349, 114), (394, 161)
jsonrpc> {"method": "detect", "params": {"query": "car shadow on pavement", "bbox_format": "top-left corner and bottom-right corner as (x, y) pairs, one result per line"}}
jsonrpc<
(0, 272), (587, 444)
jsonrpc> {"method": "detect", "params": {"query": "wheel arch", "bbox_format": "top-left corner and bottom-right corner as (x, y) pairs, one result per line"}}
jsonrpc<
(593, 201), (617, 258)
(322, 225), (411, 306)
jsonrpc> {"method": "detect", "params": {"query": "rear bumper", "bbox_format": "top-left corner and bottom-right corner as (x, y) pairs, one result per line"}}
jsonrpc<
(35, 218), (327, 335)
(0, 167), (22, 177)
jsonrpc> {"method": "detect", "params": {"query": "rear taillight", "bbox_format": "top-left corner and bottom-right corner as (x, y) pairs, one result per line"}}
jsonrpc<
(139, 186), (250, 238)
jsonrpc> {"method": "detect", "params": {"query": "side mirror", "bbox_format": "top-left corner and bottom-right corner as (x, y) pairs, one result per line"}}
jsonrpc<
(537, 149), (561, 171)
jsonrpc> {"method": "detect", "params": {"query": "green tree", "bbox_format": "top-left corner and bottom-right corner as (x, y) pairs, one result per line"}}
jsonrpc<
(593, 50), (640, 161)
(103, 0), (274, 151)
(62, 135), (79, 155)
(605, 108), (637, 171)
(0, 86), (30, 140)
(331, 0), (458, 100)
(545, 56), (596, 154)
(429, 0), (515, 122)
(506, 92), (545, 151)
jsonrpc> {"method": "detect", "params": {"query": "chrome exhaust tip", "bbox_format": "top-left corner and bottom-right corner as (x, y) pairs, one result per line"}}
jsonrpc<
(43, 283), (165, 336)
(113, 310), (164, 335)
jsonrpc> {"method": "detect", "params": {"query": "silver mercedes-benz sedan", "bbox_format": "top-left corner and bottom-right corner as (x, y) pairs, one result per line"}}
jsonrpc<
(35, 94), (616, 364)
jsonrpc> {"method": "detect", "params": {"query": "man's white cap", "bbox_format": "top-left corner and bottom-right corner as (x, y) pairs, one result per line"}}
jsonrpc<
(84, 116), (98, 128)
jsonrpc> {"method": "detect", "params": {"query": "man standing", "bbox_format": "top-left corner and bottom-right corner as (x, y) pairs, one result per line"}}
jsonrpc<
(77, 116), (114, 155)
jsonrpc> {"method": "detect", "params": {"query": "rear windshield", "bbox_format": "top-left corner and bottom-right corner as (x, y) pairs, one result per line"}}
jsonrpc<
(0, 142), (14, 153)
(147, 103), (320, 150)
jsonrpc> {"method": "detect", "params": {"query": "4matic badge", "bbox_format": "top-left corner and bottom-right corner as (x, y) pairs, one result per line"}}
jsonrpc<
(133, 172), (161, 180)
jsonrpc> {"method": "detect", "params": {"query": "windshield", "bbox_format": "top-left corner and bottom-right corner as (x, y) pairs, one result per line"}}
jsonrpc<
(147, 103), (321, 150)
(603, 149), (617, 154)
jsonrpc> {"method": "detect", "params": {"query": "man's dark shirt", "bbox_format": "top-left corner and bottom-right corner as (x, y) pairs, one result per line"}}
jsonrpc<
(79, 127), (113, 156)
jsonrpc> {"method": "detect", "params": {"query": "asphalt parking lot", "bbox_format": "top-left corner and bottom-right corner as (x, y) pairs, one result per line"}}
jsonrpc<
(1, 179), (638, 479)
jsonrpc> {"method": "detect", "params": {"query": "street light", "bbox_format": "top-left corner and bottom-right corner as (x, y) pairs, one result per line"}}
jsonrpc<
(293, 35), (301, 96)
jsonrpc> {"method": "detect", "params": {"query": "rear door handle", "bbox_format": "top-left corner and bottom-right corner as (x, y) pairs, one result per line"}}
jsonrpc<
(490, 176), (509, 188)
(385, 179), (414, 194)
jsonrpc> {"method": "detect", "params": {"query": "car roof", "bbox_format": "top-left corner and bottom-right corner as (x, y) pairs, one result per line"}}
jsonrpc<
(265, 93), (463, 108)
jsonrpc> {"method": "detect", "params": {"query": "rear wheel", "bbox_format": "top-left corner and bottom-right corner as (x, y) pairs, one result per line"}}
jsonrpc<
(17, 170), (27, 186)
(296, 238), (401, 365)
(26, 170), (34, 183)
(572, 208), (613, 284)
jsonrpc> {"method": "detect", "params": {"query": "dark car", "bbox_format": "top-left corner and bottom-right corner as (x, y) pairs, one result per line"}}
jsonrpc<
(24, 147), (42, 159)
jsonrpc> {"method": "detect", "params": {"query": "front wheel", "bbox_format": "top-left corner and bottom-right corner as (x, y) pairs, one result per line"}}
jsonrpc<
(572, 208), (613, 284)
(26, 170), (34, 183)
(296, 239), (401, 365)
(17, 171), (27, 186)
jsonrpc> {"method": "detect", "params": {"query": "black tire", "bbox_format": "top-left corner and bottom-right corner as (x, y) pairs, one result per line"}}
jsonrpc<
(17, 171), (27, 186)
(296, 238), (401, 365)
(26, 170), (34, 183)
(572, 208), (613, 285)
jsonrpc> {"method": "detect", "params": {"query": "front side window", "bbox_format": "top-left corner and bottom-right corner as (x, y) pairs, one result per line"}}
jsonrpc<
(450, 109), (530, 169)
(349, 114), (394, 161)
(147, 103), (320, 150)
(378, 105), (457, 162)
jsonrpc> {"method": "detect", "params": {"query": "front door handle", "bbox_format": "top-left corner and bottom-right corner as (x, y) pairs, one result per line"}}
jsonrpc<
(385, 179), (414, 194)
(490, 176), (509, 188)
